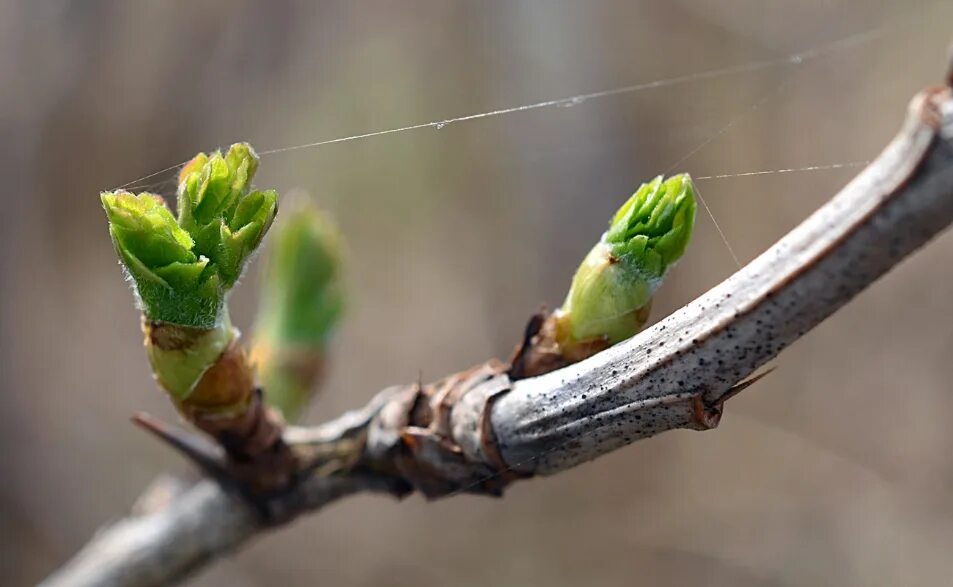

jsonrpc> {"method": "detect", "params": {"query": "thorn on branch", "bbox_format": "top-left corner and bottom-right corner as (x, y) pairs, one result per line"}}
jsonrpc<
(132, 411), (298, 524)
(694, 367), (776, 429)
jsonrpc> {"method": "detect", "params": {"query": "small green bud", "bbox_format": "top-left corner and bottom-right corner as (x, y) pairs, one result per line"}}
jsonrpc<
(257, 199), (344, 345)
(557, 174), (696, 348)
(102, 142), (277, 328)
(254, 198), (345, 420)
(177, 143), (277, 287)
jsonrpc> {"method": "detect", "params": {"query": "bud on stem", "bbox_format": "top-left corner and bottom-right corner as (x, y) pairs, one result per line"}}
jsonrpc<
(253, 198), (345, 421)
(556, 173), (695, 350)
(102, 143), (279, 438)
(511, 174), (696, 378)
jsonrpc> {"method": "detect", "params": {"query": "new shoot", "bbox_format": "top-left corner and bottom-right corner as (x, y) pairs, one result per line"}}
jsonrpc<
(101, 143), (277, 427)
(253, 198), (345, 421)
(512, 174), (695, 376)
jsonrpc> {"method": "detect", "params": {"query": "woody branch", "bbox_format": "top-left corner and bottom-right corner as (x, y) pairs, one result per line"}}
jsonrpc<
(42, 56), (953, 587)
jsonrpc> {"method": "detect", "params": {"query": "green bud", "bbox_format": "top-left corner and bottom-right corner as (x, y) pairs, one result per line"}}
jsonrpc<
(256, 199), (344, 345)
(177, 143), (277, 287)
(557, 174), (696, 348)
(103, 143), (277, 404)
(254, 198), (345, 420)
(102, 142), (277, 329)
(101, 191), (222, 327)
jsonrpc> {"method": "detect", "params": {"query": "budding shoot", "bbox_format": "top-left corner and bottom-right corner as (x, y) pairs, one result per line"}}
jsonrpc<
(253, 197), (345, 421)
(102, 143), (278, 429)
(554, 174), (695, 357)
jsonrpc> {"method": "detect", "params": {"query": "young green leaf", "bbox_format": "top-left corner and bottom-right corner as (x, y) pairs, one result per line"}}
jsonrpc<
(102, 142), (277, 329)
(177, 143), (277, 288)
(254, 198), (345, 420)
(101, 191), (222, 327)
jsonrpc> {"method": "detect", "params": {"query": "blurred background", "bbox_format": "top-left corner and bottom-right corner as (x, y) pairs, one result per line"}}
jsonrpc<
(3, 1), (953, 585)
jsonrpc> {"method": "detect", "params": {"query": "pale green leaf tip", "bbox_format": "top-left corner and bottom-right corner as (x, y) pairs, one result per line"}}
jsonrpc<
(102, 143), (278, 328)
(256, 197), (345, 345)
(604, 173), (696, 278)
(559, 173), (696, 345)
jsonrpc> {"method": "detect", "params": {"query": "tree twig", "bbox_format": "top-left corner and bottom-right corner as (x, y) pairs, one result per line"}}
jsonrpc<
(42, 61), (953, 587)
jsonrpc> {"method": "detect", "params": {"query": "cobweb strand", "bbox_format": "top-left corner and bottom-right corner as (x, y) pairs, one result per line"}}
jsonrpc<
(109, 24), (882, 192)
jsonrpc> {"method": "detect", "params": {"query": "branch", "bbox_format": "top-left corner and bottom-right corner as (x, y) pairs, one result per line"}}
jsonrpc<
(43, 66), (953, 587)
(493, 83), (953, 473)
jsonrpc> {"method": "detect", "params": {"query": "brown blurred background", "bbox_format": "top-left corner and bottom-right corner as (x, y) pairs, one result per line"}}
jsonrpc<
(3, 1), (953, 585)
